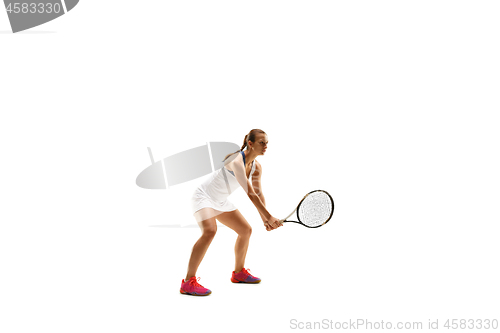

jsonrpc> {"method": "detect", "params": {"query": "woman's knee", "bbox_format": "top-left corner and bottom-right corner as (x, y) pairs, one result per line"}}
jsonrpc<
(202, 225), (217, 239)
(198, 216), (217, 239)
(239, 224), (252, 237)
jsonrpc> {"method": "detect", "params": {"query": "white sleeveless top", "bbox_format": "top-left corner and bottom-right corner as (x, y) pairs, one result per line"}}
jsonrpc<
(191, 151), (256, 214)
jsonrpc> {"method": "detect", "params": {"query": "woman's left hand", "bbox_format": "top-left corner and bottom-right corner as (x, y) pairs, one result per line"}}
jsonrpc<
(263, 218), (282, 231)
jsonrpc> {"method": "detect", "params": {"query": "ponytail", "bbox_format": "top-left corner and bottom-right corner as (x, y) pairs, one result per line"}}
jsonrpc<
(240, 134), (249, 151)
(223, 129), (266, 162)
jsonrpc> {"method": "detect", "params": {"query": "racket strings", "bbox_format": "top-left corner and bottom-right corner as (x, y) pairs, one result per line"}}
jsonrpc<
(298, 192), (333, 227)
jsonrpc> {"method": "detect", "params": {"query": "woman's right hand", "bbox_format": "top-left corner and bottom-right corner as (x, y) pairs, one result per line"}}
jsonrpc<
(264, 216), (283, 231)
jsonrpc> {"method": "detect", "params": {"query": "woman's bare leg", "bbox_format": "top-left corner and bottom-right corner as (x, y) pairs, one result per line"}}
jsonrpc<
(185, 208), (219, 280)
(216, 210), (252, 273)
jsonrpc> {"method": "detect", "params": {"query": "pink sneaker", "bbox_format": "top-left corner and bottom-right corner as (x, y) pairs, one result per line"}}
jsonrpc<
(231, 268), (261, 283)
(180, 277), (212, 296)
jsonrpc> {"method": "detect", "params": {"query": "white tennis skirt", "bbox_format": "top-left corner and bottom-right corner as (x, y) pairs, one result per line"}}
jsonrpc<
(191, 188), (237, 215)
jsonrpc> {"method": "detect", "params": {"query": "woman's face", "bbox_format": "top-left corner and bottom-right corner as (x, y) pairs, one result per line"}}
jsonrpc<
(250, 133), (268, 155)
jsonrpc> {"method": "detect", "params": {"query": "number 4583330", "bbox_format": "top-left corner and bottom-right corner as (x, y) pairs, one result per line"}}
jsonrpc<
(444, 319), (498, 330)
(6, 3), (62, 14)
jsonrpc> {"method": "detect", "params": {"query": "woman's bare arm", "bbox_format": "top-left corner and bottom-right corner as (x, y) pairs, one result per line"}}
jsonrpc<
(226, 154), (271, 220)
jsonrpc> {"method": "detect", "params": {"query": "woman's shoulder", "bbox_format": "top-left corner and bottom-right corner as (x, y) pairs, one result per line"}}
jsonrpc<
(224, 151), (244, 169)
(254, 159), (262, 171)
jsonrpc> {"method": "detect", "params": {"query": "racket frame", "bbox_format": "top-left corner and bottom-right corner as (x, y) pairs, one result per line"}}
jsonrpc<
(279, 190), (334, 228)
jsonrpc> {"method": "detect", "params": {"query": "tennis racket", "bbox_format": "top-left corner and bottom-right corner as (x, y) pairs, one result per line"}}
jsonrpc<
(279, 190), (334, 228)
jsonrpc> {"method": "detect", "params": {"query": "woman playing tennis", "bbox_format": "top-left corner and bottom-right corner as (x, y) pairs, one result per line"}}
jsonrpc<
(180, 129), (282, 296)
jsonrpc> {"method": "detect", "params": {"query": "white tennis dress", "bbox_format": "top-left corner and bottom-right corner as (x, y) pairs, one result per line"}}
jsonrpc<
(191, 151), (256, 214)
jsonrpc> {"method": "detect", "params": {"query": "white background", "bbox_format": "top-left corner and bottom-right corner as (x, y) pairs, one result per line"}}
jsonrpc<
(1, 1), (499, 332)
